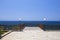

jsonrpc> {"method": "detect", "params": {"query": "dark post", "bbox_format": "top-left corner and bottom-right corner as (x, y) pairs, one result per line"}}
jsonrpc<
(0, 26), (3, 39)
(39, 24), (44, 29)
(38, 24), (45, 31)
(20, 24), (25, 31)
(0, 29), (2, 39)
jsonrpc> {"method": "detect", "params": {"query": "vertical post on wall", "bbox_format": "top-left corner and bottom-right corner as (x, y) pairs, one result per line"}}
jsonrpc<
(39, 24), (44, 29)
(0, 29), (2, 39)
(18, 18), (25, 31)
(0, 34), (2, 39)
(20, 24), (25, 31)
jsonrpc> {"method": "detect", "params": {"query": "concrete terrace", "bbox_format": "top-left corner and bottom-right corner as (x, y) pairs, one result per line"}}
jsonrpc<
(1, 27), (60, 40)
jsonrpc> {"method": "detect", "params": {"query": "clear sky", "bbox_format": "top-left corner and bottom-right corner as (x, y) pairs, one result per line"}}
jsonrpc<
(0, 0), (60, 21)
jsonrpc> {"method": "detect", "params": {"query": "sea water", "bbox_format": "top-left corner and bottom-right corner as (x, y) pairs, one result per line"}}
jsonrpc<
(0, 21), (60, 30)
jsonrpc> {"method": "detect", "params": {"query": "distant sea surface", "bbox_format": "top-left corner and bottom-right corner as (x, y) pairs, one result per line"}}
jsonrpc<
(0, 21), (60, 25)
(0, 21), (60, 30)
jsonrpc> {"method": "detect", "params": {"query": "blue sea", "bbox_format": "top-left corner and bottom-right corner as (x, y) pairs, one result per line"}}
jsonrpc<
(0, 21), (60, 30)
(0, 21), (60, 25)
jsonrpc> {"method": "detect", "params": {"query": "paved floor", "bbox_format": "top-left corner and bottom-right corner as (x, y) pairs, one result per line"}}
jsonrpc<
(1, 27), (60, 40)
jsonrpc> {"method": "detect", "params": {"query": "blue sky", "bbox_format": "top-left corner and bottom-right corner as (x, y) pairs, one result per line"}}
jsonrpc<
(0, 0), (60, 21)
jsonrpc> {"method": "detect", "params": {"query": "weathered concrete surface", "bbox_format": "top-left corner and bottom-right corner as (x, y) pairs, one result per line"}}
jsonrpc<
(1, 27), (60, 40)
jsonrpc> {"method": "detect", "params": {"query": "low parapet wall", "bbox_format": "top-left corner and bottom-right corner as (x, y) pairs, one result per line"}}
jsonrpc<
(1, 30), (12, 38)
